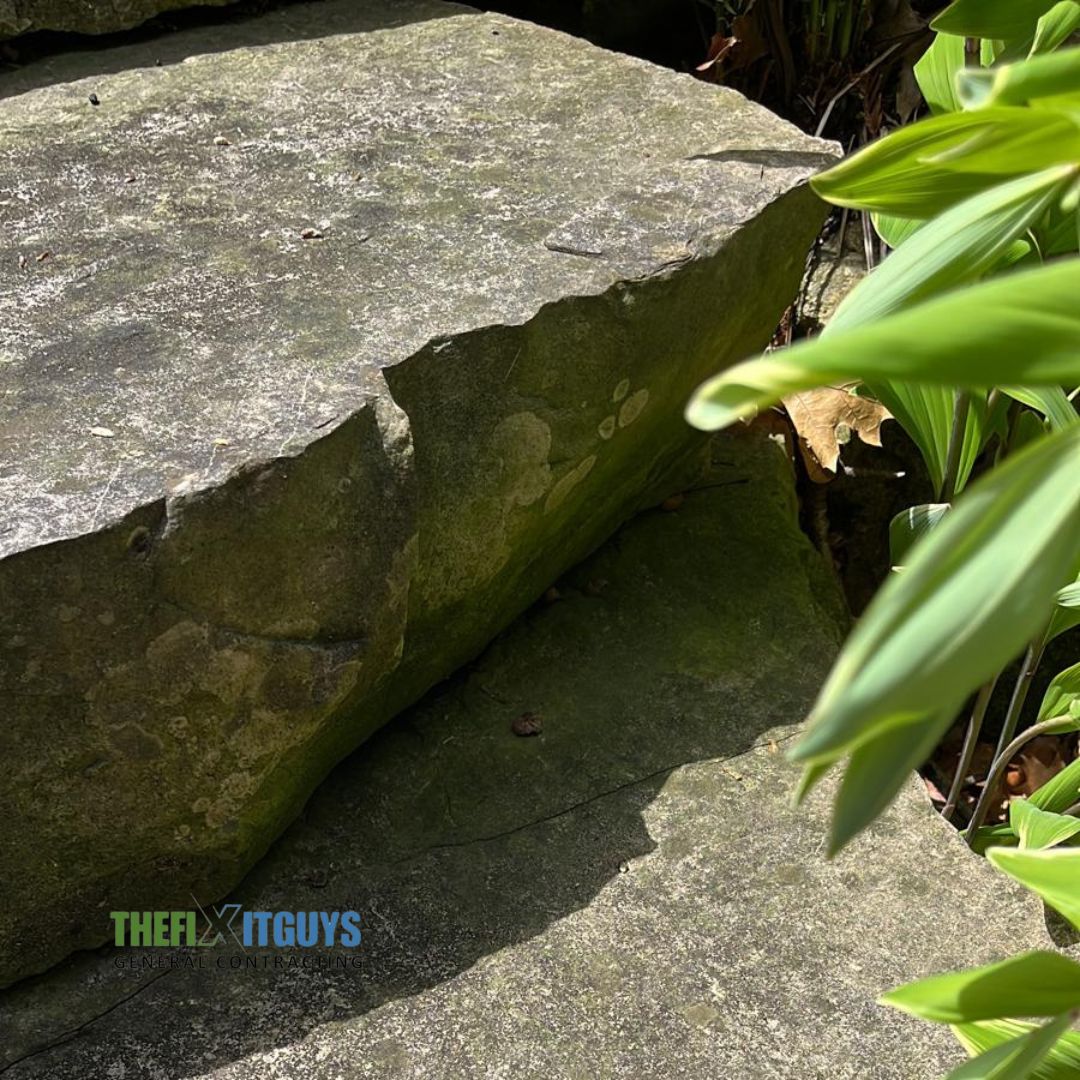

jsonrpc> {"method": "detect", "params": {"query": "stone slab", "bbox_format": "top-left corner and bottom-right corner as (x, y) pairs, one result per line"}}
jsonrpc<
(0, 428), (1053, 1079)
(0, 0), (233, 39)
(0, 0), (837, 984)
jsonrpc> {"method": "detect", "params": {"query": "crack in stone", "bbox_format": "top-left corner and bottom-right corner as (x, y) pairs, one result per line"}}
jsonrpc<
(387, 730), (801, 865)
(0, 732), (802, 1069)
(0, 966), (176, 1076)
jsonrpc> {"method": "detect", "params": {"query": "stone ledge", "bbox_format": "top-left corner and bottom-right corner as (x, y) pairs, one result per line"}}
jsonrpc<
(0, 0), (837, 985)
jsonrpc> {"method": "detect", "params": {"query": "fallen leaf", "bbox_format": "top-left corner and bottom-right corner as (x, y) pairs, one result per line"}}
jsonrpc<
(783, 385), (890, 483)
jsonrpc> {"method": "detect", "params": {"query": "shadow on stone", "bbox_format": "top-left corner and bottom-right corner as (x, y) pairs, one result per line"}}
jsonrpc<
(0, 429), (852, 1075)
(1, 0), (470, 98)
(0, 429), (1053, 1079)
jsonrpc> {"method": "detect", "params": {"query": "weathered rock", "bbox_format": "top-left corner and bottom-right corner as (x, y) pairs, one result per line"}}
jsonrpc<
(0, 0), (233, 38)
(801, 224), (868, 330)
(0, 0), (837, 985)
(0, 430), (1054, 1079)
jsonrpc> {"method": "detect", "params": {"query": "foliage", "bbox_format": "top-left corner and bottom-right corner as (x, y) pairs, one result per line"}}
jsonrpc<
(696, 0), (925, 131)
(689, 1), (1080, 1074)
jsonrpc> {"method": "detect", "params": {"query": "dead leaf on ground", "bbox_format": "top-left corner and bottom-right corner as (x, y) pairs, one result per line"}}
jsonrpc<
(783, 385), (890, 483)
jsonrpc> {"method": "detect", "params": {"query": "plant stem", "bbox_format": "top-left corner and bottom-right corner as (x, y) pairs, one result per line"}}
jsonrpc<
(943, 677), (998, 823)
(808, 0), (821, 63)
(965, 714), (1071, 843)
(994, 632), (1049, 763)
(965, 631), (1051, 841)
(940, 389), (972, 502)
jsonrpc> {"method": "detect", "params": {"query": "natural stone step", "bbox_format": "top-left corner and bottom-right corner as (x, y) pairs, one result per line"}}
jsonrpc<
(0, 0), (235, 38)
(0, 0), (835, 986)
(0, 428), (1047, 1079)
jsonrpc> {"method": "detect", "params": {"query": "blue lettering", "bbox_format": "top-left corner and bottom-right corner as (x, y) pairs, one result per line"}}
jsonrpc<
(273, 911), (295, 947)
(339, 911), (362, 948)
(319, 911), (340, 946)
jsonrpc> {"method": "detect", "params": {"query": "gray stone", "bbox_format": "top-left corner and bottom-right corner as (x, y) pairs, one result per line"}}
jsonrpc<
(0, 0), (471, 98)
(0, 0), (837, 986)
(801, 224), (868, 330)
(0, 0), (233, 39)
(0, 429), (1053, 1079)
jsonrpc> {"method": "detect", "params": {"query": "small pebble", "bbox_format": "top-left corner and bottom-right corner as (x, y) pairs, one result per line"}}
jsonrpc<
(89, 426), (116, 439)
(511, 712), (543, 737)
(88, 93), (100, 106)
(300, 227), (324, 240)
(213, 135), (231, 147)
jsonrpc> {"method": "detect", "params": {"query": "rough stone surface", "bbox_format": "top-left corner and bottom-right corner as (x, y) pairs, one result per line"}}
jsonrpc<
(801, 225), (868, 329)
(0, 0), (234, 39)
(0, 0), (837, 986)
(0, 429), (1054, 1079)
(0, 0), (469, 98)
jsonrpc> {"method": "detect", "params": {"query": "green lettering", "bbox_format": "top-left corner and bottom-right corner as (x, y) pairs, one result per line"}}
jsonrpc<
(129, 911), (152, 946)
(109, 911), (129, 947)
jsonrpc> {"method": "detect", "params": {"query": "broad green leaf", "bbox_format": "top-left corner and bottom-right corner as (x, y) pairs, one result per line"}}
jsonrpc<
(1002, 387), (1080, 431)
(971, 823), (1021, 855)
(1038, 204), (1080, 257)
(989, 847), (1080, 928)
(686, 260), (1080, 431)
(959, 49), (1080, 109)
(1010, 409), (1057, 456)
(984, 40), (1006, 67)
(823, 171), (1070, 490)
(828, 169), (1074, 335)
(868, 383), (988, 495)
(917, 32), (967, 114)
(810, 108), (1079, 218)
(933, 0), (1062, 41)
(1048, 574), (1080, 641)
(953, 1019), (1080, 1080)
(882, 951), (1080, 1022)
(946, 1015), (1076, 1080)
(1011, 799), (1080, 849)
(789, 426), (1080, 769)
(828, 710), (951, 854)
(872, 212), (924, 248)
(1030, 2), (1080, 55)
(927, 112), (1080, 175)
(1038, 660), (1080, 723)
(891, 504), (951, 566)
(1029, 755), (1080, 813)
(1057, 581), (1080, 607)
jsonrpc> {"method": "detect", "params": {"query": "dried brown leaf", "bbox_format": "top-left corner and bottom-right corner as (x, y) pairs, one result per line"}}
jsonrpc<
(783, 386), (890, 483)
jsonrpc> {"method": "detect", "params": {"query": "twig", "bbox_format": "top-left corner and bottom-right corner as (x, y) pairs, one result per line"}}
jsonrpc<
(814, 38), (907, 138)
(965, 714), (1072, 843)
(943, 677), (998, 823)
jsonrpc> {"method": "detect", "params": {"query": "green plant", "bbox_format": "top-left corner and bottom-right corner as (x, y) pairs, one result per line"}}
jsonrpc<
(689, 1), (1080, 1074)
